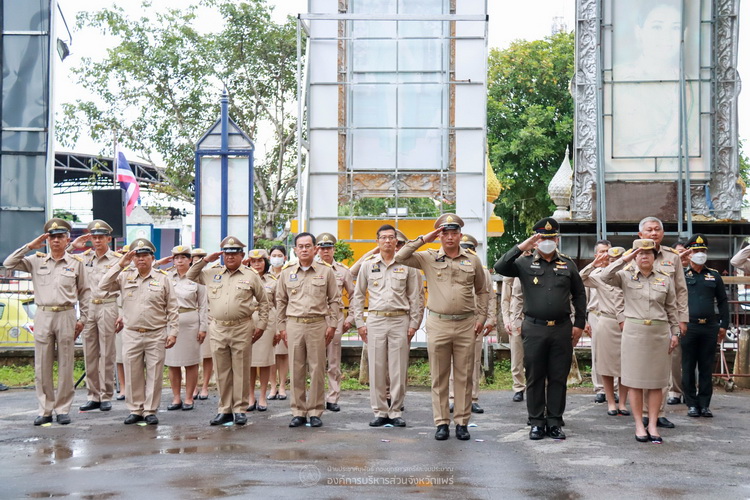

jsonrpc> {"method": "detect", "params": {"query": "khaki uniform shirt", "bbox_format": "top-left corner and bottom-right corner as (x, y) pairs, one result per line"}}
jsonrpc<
(600, 258), (680, 336)
(483, 268), (497, 330)
(350, 254), (424, 329)
(276, 261), (340, 331)
(654, 246), (688, 323)
(81, 249), (121, 301)
(395, 238), (488, 323)
(186, 260), (269, 330)
(258, 273), (278, 335)
(3, 246), (90, 323)
(580, 263), (625, 322)
(100, 265), (179, 333)
(169, 270), (208, 332)
(730, 245), (750, 273)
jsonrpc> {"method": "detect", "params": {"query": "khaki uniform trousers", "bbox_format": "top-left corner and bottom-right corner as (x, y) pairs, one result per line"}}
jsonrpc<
(367, 314), (409, 418)
(325, 312), (345, 404)
(210, 319), (254, 414)
(34, 309), (77, 416)
(509, 332), (526, 393)
(426, 315), (475, 426)
(449, 335), (483, 402)
(82, 301), (118, 402)
(590, 326), (604, 394)
(287, 319), (327, 418)
(668, 343), (683, 399)
(122, 327), (167, 416)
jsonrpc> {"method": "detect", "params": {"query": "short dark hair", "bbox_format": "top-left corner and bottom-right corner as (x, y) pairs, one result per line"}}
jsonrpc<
(674, 239), (688, 248)
(269, 245), (287, 257)
(376, 224), (397, 238)
(595, 239), (611, 249)
(295, 232), (316, 246)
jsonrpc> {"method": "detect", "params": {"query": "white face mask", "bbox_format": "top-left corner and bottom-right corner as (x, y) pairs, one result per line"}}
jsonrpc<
(690, 252), (707, 265)
(537, 239), (557, 255)
(270, 256), (285, 268)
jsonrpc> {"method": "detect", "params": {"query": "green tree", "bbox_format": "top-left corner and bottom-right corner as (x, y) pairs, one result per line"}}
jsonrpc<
(486, 32), (575, 262)
(57, 0), (300, 240)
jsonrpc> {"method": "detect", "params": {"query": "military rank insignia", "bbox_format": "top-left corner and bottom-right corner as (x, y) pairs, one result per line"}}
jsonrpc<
(533, 277), (539, 285)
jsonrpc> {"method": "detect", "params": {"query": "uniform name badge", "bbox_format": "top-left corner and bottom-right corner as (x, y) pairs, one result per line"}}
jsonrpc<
(290, 274), (298, 281)
(372, 265), (381, 273)
(705, 274), (715, 281)
(213, 274), (222, 282)
(64, 267), (75, 273)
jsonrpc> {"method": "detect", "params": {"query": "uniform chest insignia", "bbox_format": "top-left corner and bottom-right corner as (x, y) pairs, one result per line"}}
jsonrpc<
(213, 274), (222, 282)
(661, 261), (674, 267)
(290, 274), (298, 281)
(40, 266), (48, 270)
(64, 267), (74, 273)
(704, 274), (715, 281)
(687, 271), (693, 277)
(530, 263), (540, 269)
(314, 275), (324, 280)
(149, 280), (160, 287)
(238, 279), (250, 284)
(392, 267), (404, 273)
(373, 281), (379, 287)
(555, 260), (567, 266)
(631, 275), (640, 281)
(435, 256), (446, 263)
(555, 264), (568, 270)
(460, 260), (471, 266)
(372, 264), (381, 273)
(533, 277), (539, 285)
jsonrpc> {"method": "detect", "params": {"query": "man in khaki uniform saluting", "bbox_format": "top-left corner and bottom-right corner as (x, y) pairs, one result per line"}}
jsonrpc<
(315, 232), (354, 412)
(3, 218), (89, 425)
(448, 234), (497, 415)
(69, 220), (121, 413)
(99, 238), (178, 425)
(395, 214), (488, 441)
(187, 236), (269, 426)
(277, 232), (339, 428)
(350, 224), (424, 427)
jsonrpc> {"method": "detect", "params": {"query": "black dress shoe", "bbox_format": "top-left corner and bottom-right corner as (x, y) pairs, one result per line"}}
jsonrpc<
(197, 394), (209, 400)
(34, 415), (53, 426)
(326, 402), (340, 412)
(435, 424), (449, 440)
(471, 402), (484, 414)
(309, 416), (323, 427)
(667, 396), (682, 405)
(547, 426), (566, 440)
(182, 403), (194, 411)
(167, 402), (183, 411)
(79, 400), (101, 411)
(649, 434), (663, 444)
(635, 434), (649, 443)
(369, 416), (391, 427)
(449, 403), (454, 413)
(246, 402), (257, 412)
(277, 394), (287, 400)
(234, 413), (247, 425)
(100, 401), (112, 412)
(144, 415), (159, 425)
(56, 414), (71, 425)
(0, 383), (8, 391)
(116, 394), (126, 401)
(594, 393), (606, 404)
(267, 393), (278, 400)
(210, 413), (234, 426)
(607, 409), (618, 416)
(687, 406), (700, 417)
(618, 409), (631, 416)
(124, 414), (144, 425)
(257, 405), (267, 412)
(529, 426), (545, 440)
(455, 425), (470, 440)
(700, 407), (713, 418)
(657, 417), (675, 428)
(513, 391), (524, 402)
(391, 417), (406, 427)
(289, 416), (307, 427)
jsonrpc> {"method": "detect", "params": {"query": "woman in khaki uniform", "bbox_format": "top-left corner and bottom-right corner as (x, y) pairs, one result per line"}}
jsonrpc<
(601, 240), (679, 444)
(245, 249), (278, 411)
(165, 246), (208, 411)
(192, 248), (213, 400)
(268, 245), (288, 400)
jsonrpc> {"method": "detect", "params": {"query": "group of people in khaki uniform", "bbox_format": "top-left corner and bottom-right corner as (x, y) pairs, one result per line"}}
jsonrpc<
(6, 212), (735, 445)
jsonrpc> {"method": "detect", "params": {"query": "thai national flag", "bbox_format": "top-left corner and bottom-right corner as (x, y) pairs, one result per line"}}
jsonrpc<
(116, 149), (140, 216)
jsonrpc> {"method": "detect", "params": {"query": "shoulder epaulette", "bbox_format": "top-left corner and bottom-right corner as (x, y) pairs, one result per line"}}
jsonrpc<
(123, 266), (132, 272)
(365, 254), (377, 261)
(166, 265), (175, 271)
(336, 261), (350, 269)
(113, 251), (122, 258)
(36, 252), (46, 258)
(282, 262), (293, 270)
(158, 269), (167, 275)
(558, 252), (571, 259)
(466, 248), (477, 255)
(657, 269), (670, 276)
(267, 273), (278, 281)
(249, 267), (259, 274)
(624, 264), (633, 272)
(663, 246), (678, 254)
(707, 267), (719, 273)
(321, 261), (332, 268)
(71, 255), (83, 262)
(83, 249), (92, 255)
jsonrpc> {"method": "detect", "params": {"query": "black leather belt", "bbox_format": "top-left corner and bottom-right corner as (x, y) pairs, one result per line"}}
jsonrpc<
(689, 317), (716, 325)
(525, 315), (570, 327)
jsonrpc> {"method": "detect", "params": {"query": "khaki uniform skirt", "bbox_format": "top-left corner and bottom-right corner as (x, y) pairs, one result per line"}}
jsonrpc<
(590, 313), (623, 378)
(620, 320), (670, 389)
(165, 310), (201, 367)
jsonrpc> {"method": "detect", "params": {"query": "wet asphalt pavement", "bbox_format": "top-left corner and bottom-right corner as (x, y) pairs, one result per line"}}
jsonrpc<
(1, 386), (749, 499)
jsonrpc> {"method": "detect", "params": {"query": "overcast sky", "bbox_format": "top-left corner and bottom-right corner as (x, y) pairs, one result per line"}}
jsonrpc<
(54, 0), (748, 158)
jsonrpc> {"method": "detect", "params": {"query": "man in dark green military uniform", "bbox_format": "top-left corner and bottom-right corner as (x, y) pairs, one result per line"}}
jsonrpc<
(681, 234), (729, 418)
(494, 217), (586, 440)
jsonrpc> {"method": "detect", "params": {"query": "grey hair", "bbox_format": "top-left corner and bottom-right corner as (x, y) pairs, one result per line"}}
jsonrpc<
(638, 217), (664, 232)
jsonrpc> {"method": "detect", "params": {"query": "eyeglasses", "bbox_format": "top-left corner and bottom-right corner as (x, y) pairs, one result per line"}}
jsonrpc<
(296, 244), (314, 250)
(378, 235), (397, 241)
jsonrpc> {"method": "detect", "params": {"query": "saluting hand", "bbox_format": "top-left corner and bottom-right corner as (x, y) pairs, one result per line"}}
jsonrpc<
(154, 255), (173, 268)
(621, 247), (642, 263)
(165, 335), (177, 349)
(517, 233), (542, 252)
(70, 234), (92, 250)
(27, 233), (49, 250)
(592, 251), (610, 268)
(118, 250), (136, 269)
(325, 326), (336, 345)
(204, 252), (222, 263)
(422, 227), (443, 244)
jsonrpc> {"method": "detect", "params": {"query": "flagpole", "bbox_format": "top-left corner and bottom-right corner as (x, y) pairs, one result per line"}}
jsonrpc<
(113, 132), (118, 188)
